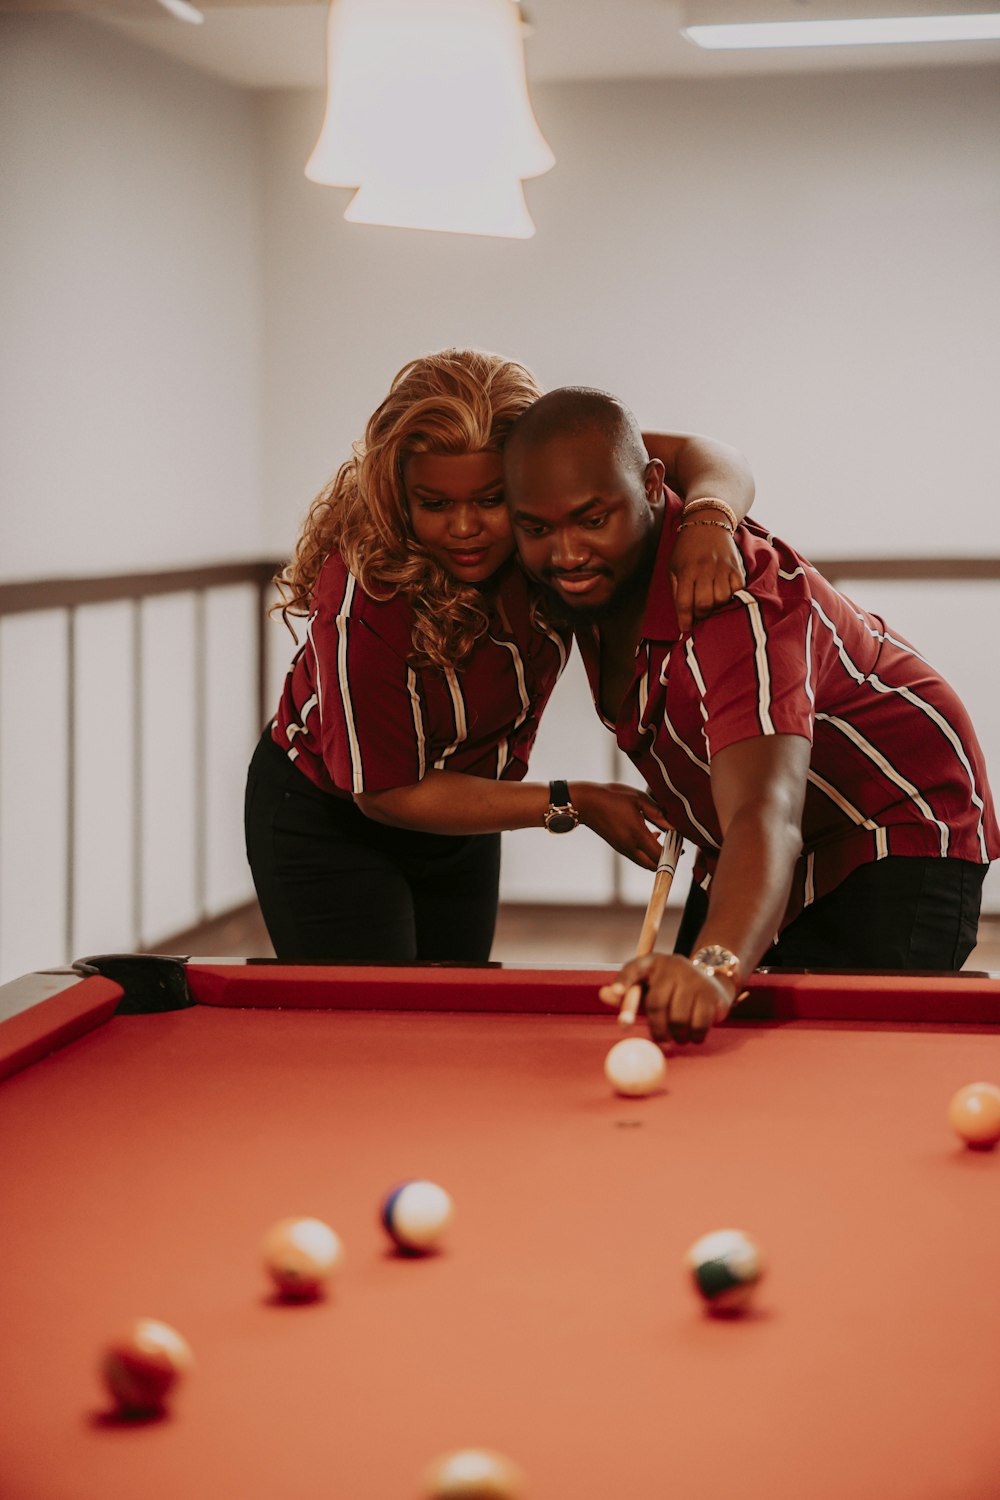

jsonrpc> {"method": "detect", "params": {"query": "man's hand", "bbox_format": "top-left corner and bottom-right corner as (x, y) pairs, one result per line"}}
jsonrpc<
(599, 953), (736, 1045)
(670, 524), (745, 634)
(572, 783), (671, 871)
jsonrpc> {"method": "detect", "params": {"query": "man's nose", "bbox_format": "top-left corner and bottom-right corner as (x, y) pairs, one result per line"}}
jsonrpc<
(550, 529), (589, 571)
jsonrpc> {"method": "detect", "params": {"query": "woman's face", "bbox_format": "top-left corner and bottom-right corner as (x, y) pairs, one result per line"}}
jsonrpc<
(403, 451), (514, 583)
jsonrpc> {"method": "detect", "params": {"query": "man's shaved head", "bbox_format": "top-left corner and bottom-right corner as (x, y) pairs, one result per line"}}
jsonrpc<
(505, 387), (648, 474)
(503, 386), (665, 621)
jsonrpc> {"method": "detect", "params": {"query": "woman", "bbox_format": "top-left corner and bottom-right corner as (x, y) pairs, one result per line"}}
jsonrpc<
(245, 349), (752, 962)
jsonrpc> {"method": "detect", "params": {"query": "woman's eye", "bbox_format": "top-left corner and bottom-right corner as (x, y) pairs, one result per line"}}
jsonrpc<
(417, 498), (446, 512)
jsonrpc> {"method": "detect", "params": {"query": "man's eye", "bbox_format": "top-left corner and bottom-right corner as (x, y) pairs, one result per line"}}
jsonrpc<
(478, 494), (504, 509)
(516, 523), (546, 538)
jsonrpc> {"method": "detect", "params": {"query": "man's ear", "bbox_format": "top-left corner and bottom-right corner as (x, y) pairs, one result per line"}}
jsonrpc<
(643, 458), (665, 509)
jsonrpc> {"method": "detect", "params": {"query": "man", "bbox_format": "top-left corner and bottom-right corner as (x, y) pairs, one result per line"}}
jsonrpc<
(504, 388), (998, 1045)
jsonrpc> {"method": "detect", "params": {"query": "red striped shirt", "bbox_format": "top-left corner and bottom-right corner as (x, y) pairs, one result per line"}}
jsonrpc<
(576, 492), (999, 925)
(272, 553), (569, 796)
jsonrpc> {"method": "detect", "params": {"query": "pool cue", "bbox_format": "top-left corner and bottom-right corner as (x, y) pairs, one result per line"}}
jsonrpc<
(618, 828), (684, 1027)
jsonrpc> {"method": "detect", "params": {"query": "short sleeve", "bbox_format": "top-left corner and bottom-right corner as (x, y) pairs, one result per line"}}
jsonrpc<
(684, 592), (817, 759)
(311, 609), (426, 793)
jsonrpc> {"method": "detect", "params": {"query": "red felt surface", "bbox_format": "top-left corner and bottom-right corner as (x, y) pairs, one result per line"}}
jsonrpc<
(2, 995), (1000, 1500)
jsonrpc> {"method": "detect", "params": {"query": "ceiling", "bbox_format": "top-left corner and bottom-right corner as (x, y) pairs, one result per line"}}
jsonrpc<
(9, 0), (1000, 88)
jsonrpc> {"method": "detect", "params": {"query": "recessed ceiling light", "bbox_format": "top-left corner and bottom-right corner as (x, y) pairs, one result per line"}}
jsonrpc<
(684, 14), (1000, 48)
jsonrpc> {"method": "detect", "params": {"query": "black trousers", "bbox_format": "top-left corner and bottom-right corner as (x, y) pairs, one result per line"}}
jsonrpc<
(674, 854), (986, 971)
(245, 731), (501, 964)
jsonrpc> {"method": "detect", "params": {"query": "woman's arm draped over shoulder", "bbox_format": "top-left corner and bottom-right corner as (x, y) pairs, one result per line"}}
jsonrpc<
(642, 431), (753, 632)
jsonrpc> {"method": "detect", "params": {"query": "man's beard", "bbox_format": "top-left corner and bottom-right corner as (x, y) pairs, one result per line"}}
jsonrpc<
(539, 537), (658, 625)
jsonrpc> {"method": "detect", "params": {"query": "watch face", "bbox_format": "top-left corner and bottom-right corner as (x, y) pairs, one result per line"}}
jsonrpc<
(546, 811), (578, 834)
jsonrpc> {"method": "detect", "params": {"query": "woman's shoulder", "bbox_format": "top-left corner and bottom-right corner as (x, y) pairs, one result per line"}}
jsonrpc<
(312, 550), (416, 645)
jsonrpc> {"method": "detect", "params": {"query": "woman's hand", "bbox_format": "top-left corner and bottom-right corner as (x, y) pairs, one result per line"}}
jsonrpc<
(599, 953), (735, 1045)
(670, 523), (745, 634)
(571, 782), (671, 870)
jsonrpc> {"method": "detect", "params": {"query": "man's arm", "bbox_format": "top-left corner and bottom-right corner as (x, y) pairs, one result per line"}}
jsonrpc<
(641, 432), (753, 632)
(601, 734), (809, 1043)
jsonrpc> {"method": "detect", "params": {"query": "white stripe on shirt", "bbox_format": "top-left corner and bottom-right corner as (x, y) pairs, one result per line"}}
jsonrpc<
(332, 574), (365, 793)
(733, 589), (775, 734)
(406, 667), (426, 781)
(433, 668), (469, 770)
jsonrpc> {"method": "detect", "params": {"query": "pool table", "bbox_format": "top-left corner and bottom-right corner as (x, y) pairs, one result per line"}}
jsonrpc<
(1, 956), (1000, 1500)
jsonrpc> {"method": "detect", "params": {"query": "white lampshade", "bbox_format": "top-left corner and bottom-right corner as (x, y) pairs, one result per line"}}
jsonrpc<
(306, 0), (555, 239)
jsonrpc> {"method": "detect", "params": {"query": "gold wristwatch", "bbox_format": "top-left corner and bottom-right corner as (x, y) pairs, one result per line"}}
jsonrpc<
(543, 780), (579, 834)
(690, 945), (741, 985)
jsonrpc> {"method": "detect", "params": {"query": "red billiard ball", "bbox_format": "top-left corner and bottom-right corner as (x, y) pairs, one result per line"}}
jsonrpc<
(261, 1216), (344, 1299)
(948, 1081), (1000, 1148)
(100, 1317), (193, 1415)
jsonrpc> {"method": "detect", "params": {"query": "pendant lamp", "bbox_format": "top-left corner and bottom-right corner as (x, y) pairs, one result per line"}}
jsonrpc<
(306, 0), (555, 239)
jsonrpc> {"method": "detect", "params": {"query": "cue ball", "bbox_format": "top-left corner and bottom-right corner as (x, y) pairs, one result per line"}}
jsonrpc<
(261, 1216), (344, 1299)
(686, 1228), (763, 1313)
(381, 1180), (454, 1253)
(604, 1037), (666, 1097)
(420, 1448), (526, 1500)
(100, 1317), (193, 1415)
(948, 1081), (1000, 1148)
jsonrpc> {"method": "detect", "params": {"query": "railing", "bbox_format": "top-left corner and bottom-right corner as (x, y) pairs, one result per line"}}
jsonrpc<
(0, 561), (284, 981)
(1, 556), (997, 979)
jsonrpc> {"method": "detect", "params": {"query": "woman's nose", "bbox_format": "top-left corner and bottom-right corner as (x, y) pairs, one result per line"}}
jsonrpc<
(449, 505), (484, 538)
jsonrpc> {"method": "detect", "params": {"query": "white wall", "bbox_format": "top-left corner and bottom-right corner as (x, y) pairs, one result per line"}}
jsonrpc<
(256, 65), (1000, 917)
(0, 17), (267, 979)
(0, 16), (265, 578)
(1, 31), (998, 977)
(258, 67), (1000, 559)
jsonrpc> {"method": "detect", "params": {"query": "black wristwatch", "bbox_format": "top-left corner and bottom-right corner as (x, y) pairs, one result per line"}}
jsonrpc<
(543, 780), (580, 834)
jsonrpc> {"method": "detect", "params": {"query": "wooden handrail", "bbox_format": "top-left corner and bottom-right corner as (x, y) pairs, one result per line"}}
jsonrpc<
(2, 555), (999, 621)
(0, 560), (282, 617)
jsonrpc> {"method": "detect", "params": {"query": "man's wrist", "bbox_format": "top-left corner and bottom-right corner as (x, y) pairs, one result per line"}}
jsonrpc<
(690, 944), (742, 989)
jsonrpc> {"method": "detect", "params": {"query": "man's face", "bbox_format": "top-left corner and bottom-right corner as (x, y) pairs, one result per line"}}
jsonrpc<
(506, 428), (663, 616)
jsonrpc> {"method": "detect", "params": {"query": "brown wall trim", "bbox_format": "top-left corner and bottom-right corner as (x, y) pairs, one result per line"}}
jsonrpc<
(0, 561), (282, 616)
(812, 558), (1000, 581)
(2, 556), (999, 620)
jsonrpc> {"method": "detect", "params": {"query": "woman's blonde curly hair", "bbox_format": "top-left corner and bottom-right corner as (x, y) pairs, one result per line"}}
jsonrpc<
(273, 349), (544, 669)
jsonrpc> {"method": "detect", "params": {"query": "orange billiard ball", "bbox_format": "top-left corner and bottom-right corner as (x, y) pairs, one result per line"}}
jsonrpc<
(261, 1216), (344, 1299)
(948, 1082), (1000, 1148)
(100, 1317), (193, 1415)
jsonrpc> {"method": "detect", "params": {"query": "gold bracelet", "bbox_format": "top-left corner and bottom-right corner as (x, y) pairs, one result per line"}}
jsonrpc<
(677, 518), (734, 533)
(682, 497), (738, 531)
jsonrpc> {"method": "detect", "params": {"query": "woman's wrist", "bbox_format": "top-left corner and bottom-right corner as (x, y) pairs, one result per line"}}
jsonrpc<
(682, 496), (738, 531)
(567, 781), (596, 828)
